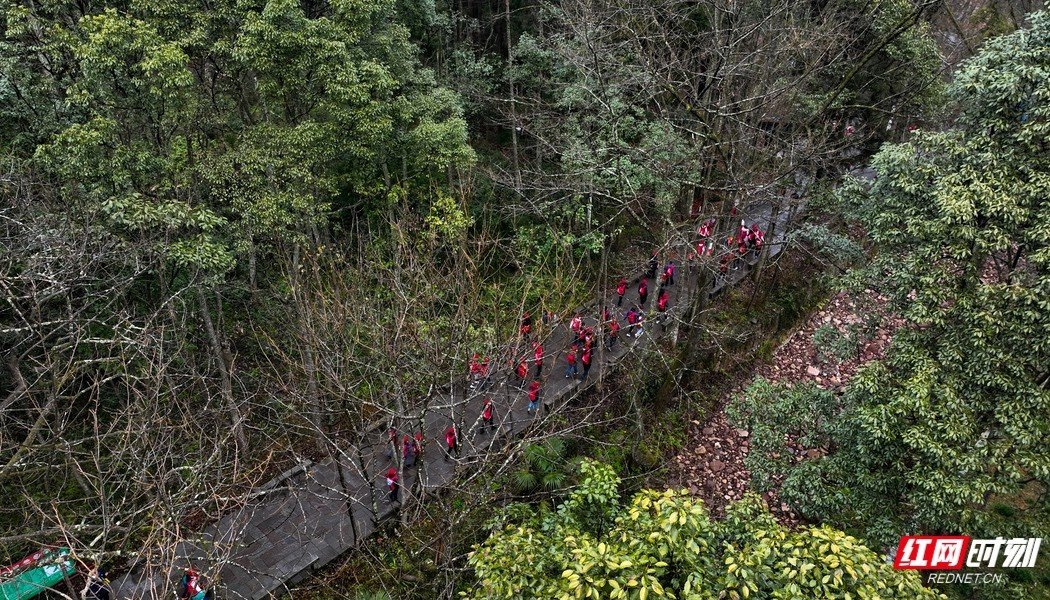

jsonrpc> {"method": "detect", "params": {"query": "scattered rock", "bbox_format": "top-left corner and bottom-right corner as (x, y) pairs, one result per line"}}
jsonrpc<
(667, 288), (901, 526)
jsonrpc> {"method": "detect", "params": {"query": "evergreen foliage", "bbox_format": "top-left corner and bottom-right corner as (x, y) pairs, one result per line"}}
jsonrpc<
(468, 460), (938, 599)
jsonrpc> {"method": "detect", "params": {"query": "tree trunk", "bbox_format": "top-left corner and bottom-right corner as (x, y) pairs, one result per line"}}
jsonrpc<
(505, 0), (521, 189)
(302, 341), (324, 454)
(197, 288), (247, 448)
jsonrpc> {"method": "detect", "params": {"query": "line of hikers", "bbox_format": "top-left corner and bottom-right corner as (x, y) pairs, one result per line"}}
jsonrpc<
(692, 218), (767, 278)
(84, 217), (771, 598)
(380, 422), (467, 504)
(379, 215), (769, 507)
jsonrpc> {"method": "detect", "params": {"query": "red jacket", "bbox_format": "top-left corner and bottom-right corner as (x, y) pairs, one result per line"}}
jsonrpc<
(528, 381), (541, 401)
(516, 361), (528, 379)
(616, 279), (627, 295)
(445, 427), (457, 448)
(566, 350), (577, 365)
(483, 402), (493, 420)
(570, 316), (583, 332)
(581, 350), (592, 366)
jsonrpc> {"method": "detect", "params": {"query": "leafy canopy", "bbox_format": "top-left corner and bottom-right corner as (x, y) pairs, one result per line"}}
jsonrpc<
(731, 11), (1050, 549)
(466, 460), (936, 600)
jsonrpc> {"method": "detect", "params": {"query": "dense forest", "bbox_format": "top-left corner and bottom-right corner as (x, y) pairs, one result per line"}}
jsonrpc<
(1, 0), (1047, 598)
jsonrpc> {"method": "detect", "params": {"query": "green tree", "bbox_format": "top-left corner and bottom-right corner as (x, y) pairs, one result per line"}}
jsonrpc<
(731, 11), (1050, 550)
(466, 460), (936, 599)
(0, 0), (473, 562)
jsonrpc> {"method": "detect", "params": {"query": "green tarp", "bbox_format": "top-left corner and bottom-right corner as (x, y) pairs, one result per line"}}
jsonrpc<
(0, 549), (74, 600)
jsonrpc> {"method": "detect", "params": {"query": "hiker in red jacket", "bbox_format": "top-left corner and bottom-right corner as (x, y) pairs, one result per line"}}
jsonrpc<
(470, 354), (491, 390)
(533, 342), (544, 377)
(480, 399), (495, 434)
(444, 425), (459, 461)
(520, 311), (533, 339)
(569, 312), (583, 333)
(385, 467), (399, 503)
(616, 277), (628, 306)
(580, 347), (593, 381)
(664, 261), (676, 286)
(638, 278), (649, 307)
(569, 312), (584, 344)
(564, 345), (579, 379)
(626, 307), (639, 337)
(582, 326), (595, 350)
(698, 217), (714, 239)
(751, 225), (765, 253)
(179, 569), (210, 600)
(515, 358), (528, 389)
(527, 380), (542, 414)
(607, 318), (620, 349)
